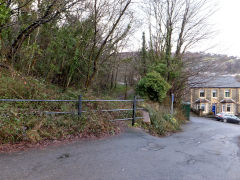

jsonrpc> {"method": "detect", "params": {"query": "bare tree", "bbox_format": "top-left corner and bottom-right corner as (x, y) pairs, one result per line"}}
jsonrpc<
(144, 0), (215, 60)
(84, 0), (133, 89)
(136, 0), (217, 101)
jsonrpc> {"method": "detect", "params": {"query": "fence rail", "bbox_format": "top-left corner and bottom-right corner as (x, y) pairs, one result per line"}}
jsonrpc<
(0, 99), (144, 102)
(0, 96), (144, 126)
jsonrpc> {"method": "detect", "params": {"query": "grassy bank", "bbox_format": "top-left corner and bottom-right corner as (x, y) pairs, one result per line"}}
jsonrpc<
(0, 69), (132, 145)
(135, 101), (187, 136)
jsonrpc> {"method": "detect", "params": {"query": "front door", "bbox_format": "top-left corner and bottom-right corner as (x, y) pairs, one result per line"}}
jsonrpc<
(212, 104), (216, 115)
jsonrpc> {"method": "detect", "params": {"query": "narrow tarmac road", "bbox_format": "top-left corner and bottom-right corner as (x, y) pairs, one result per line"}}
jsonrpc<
(1, 116), (240, 180)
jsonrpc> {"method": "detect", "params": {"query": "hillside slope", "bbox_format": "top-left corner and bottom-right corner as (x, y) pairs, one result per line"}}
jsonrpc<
(183, 52), (240, 75)
(0, 68), (130, 147)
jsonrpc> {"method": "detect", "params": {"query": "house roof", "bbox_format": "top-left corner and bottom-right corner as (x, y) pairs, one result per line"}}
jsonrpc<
(191, 75), (240, 88)
(220, 99), (236, 103)
(195, 99), (210, 103)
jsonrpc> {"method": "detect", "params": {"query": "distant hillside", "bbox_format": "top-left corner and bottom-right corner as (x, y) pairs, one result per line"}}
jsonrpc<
(183, 52), (240, 75)
(118, 51), (240, 74)
(115, 51), (240, 88)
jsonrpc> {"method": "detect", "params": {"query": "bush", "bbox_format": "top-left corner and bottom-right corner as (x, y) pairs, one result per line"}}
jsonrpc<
(136, 71), (171, 102)
(136, 102), (186, 136)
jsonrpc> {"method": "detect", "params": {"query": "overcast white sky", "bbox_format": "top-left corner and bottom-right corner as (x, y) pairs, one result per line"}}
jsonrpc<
(200, 0), (240, 57)
(130, 0), (240, 57)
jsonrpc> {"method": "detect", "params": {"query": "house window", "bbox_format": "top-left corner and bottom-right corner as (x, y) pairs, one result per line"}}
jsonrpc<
(222, 104), (226, 112)
(200, 90), (205, 97)
(225, 90), (230, 97)
(197, 104), (200, 110)
(212, 90), (217, 98)
(201, 104), (205, 111)
(227, 104), (231, 112)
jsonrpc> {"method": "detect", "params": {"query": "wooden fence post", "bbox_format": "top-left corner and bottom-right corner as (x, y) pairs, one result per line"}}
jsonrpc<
(78, 95), (82, 116)
(132, 96), (137, 126)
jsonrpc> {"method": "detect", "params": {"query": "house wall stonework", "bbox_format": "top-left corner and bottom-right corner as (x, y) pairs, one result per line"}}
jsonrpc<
(206, 89), (211, 100)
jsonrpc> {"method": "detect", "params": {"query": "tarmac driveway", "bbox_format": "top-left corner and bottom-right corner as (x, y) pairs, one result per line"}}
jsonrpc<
(1, 116), (240, 180)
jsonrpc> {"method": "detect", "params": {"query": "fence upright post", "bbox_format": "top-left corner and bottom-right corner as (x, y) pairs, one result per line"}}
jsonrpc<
(132, 96), (137, 126)
(78, 95), (82, 116)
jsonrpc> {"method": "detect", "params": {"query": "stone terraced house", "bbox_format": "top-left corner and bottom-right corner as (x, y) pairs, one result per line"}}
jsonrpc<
(190, 76), (240, 115)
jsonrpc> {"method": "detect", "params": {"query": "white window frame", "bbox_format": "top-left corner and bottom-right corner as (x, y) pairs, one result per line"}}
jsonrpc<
(222, 104), (226, 112)
(197, 104), (200, 110)
(199, 90), (205, 98)
(225, 90), (230, 98)
(212, 90), (217, 98)
(201, 104), (206, 112)
(227, 104), (231, 112)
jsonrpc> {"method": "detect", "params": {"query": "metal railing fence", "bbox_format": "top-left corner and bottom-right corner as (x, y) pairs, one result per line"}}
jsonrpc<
(0, 95), (144, 126)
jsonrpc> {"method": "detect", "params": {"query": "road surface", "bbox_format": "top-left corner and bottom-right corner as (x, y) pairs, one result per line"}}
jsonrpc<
(1, 116), (240, 180)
